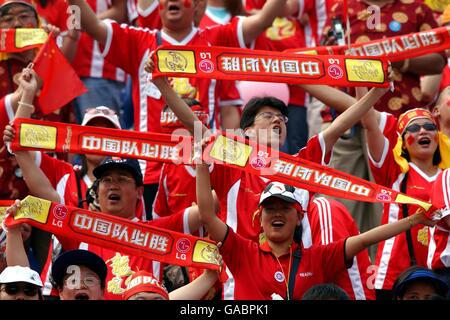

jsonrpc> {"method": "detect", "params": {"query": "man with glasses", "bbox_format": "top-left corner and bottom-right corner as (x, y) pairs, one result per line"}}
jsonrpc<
(0, 265), (43, 300)
(50, 249), (107, 300)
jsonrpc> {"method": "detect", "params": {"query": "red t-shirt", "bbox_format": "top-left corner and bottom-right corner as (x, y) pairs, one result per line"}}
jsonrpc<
(368, 112), (440, 290)
(70, 0), (126, 82)
(307, 197), (375, 300)
(220, 227), (348, 300)
(101, 18), (246, 184)
(135, 0), (162, 29)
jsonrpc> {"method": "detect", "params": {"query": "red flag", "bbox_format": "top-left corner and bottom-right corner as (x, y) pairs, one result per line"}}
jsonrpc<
(33, 33), (87, 114)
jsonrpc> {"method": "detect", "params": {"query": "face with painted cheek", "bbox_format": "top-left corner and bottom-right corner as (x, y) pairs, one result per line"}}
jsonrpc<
(402, 118), (439, 161)
(160, 0), (196, 29)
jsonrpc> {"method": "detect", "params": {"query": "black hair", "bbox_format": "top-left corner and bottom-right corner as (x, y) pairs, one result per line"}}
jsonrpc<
(224, 0), (245, 16)
(302, 283), (350, 300)
(85, 179), (101, 211)
(240, 96), (288, 130)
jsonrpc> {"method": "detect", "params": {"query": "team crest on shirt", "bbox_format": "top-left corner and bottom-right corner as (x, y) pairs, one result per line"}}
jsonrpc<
(265, 17), (296, 40)
(417, 226), (429, 246)
(170, 77), (197, 99)
(274, 271), (285, 282)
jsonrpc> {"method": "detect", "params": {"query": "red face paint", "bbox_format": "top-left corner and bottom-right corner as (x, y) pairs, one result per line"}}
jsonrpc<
(183, 0), (192, 8)
(159, 2), (165, 10)
(447, 99), (450, 107)
(406, 135), (415, 146)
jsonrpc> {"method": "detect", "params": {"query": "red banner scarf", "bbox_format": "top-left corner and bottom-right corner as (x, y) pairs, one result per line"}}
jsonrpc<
(0, 29), (47, 53)
(286, 26), (450, 63)
(150, 45), (389, 87)
(0, 200), (14, 232)
(9, 118), (432, 212)
(3, 196), (221, 271)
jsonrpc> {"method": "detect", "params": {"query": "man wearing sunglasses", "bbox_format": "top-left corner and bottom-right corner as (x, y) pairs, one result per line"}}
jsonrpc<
(0, 265), (43, 300)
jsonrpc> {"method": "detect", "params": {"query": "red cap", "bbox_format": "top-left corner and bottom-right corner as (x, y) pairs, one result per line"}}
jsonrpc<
(428, 169), (450, 227)
(397, 108), (436, 135)
(123, 271), (169, 300)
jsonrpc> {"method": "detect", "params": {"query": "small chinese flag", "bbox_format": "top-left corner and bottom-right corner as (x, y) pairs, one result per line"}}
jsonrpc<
(33, 32), (87, 114)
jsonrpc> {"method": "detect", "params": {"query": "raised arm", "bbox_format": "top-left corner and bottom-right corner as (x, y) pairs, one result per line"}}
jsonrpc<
(299, 84), (357, 114)
(241, 0), (287, 46)
(320, 87), (387, 155)
(345, 211), (434, 261)
(5, 201), (30, 268)
(196, 163), (228, 243)
(3, 69), (61, 203)
(97, 0), (128, 23)
(67, 0), (108, 45)
(361, 103), (385, 163)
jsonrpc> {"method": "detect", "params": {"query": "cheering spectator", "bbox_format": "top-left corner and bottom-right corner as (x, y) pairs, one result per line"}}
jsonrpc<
(0, 265), (43, 300)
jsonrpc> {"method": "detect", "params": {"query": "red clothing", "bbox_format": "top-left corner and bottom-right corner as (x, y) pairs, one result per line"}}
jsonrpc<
(211, 134), (330, 243)
(135, 0), (162, 29)
(369, 112), (440, 290)
(307, 197), (375, 300)
(102, 18), (246, 184)
(34, 0), (69, 30)
(71, 0), (126, 82)
(220, 227), (348, 300)
(253, 16), (308, 107)
(324, 0), (444, 118)
(153, 164), (212, 219)
(59, 210), (190, 300)
(440, 63), (450, 91)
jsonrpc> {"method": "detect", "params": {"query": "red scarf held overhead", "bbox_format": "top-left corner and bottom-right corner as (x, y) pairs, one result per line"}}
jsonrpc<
(286, 26), (450, 63)
(10, 118), (432, 212)
(3, 196), (222, 271)
(150, 45), (389, 87)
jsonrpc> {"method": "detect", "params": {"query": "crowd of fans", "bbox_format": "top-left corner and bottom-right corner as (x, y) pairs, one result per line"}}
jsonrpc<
(0, 0), (450, 301)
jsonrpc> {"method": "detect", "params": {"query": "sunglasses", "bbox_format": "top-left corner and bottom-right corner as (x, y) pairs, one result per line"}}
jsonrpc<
(404, 122), (437, 133)
(1, 283), (39, 296)
(85, 107), (116, 116)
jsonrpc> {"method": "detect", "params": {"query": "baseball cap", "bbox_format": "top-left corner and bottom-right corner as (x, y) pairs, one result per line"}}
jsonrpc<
(393, 268), (449, 298)
(93, 157), (143, 185)
(123, 270), (169, 300)
(0, 266), (43, 287)
(51, 250), (107, 289)
(259, 182), (309, 212)
(0, 0), (34, 10)
(81, 106), (121, 129)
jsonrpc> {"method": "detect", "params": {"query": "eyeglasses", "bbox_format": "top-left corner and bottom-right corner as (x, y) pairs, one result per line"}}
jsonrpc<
(1, 283), (39, 297)
(404, 122), (437, 133)
(255, 112), (288, 124)
(85, 107), (117, 116)
(64, 277), (100, 289)
(99, 175), (135, 186)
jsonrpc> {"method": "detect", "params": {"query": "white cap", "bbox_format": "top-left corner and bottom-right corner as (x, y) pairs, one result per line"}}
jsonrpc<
(81, 106), (121, 129)
(0, 266), (43, 287)
(259, 182), (309, 212)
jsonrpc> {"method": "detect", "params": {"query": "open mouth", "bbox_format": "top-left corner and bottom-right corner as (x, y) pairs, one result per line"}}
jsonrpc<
(108, 193), (121, 201)
(417, 137), (431, 146)
(271, 220), (285, 227)
(272, 126), (281, 136)
(168, 4), (181, 12)
(74, 293), (90, 300)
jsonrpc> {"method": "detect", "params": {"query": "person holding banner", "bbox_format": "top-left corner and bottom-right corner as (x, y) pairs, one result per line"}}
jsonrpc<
(194, 161), (435, 300)
(362, 99), (448, 299)
(66, 0), (288, 219)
